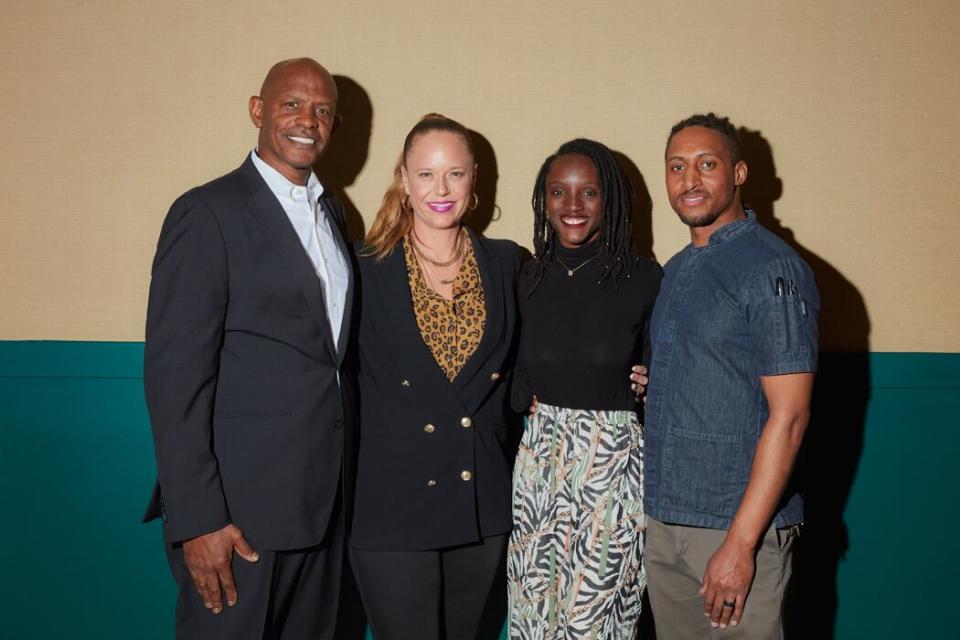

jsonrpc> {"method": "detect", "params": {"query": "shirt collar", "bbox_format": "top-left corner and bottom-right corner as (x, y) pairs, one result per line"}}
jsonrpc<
(554, 238), (600, 262)
(250, 149), (325, 204)
(710, 209), (756, 244)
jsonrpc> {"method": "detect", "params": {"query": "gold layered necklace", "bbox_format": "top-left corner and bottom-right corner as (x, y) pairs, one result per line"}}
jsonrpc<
(423, 259), (459, 287)
(410, 229), (464, 287)
(411, 228), (465, 268)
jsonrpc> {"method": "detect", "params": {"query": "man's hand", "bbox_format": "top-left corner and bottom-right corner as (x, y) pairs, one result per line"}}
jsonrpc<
(182, 523), (260, 614)
(630, 365), (648, 402)
(699, 538), (755, 629)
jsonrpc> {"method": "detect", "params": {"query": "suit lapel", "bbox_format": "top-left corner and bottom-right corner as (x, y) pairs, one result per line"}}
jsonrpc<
(380, 231), (507, 395)
(237, 159), (338, 360)
(453, 229), (505, 393)
(381, 244), (456, 388)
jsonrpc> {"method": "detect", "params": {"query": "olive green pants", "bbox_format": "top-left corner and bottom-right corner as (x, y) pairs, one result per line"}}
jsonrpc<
(645, 517), (797, 639)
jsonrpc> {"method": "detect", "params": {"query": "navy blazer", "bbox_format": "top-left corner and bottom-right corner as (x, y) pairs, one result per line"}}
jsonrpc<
(143, 156), (357, 550)
(349, 230), (522, 550)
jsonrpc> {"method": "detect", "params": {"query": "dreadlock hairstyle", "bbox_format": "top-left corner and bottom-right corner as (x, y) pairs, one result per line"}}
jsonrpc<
(666, 112), (740, 163)
(363, 113), (476, 260)
(529, 138), (636, 292)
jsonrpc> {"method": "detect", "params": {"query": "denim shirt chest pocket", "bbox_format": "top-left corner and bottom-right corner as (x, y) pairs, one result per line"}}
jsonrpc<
(660, 425), (747, 518)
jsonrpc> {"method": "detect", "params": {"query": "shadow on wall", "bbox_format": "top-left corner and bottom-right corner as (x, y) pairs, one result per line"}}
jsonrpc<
(314, 75), (373, 243)
(465, 128), (500, 237)
(612, 150), (656, 261)
(739, 127), (872, 639)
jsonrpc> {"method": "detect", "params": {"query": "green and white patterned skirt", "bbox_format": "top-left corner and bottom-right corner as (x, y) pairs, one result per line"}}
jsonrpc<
(507, 402), (645, 639)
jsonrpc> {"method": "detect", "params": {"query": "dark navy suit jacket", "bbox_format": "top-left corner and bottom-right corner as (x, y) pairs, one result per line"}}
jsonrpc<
(143, 156), (357, 550)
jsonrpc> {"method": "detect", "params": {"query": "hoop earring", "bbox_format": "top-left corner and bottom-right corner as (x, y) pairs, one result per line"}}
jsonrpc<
(469, 193), (479, 210)
(402, 194), (411, 211)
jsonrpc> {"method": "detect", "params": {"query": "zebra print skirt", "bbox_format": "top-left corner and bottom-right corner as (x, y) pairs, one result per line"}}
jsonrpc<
(507, 402), (645, 639)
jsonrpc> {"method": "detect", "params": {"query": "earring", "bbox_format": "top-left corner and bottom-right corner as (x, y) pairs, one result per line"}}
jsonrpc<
(469, 193), (479, 210)
(402, 194), (410, 211)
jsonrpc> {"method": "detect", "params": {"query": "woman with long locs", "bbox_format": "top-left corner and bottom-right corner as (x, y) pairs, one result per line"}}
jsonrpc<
(508, 139), (662, 639)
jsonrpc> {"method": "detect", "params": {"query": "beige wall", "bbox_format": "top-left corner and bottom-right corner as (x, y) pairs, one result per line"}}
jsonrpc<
(1, 0), (957, 351)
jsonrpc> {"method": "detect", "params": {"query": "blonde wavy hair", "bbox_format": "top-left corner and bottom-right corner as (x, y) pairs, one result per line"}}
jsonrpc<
(363, 113), (476, 260)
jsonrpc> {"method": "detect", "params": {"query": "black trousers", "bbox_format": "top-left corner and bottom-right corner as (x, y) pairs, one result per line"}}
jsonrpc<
(165, 509), (344, 640)
(349, 533), (508, 640)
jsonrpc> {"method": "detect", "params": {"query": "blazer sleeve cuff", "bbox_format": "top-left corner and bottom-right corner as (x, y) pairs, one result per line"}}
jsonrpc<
(161, 485), (232, 544)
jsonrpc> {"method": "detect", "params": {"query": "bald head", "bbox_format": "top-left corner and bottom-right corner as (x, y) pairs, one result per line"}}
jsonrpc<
(260, 58), (338, 103)
(249, 57), (340, 185)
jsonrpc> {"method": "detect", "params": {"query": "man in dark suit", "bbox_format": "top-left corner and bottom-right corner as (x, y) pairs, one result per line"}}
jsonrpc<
(144, 58), (355, 639)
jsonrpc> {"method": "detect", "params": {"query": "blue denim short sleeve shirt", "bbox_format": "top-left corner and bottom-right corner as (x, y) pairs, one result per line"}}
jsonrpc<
(644, 211), (819, 529)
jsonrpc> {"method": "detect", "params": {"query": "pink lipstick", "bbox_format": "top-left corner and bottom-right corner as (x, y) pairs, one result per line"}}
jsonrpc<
(428, 201), (456, 213)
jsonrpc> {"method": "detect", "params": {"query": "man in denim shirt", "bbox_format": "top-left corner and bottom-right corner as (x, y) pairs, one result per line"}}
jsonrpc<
(644, 113), (819, 639)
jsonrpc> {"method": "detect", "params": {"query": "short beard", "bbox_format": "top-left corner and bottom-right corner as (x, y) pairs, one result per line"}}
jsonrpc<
(677, 208), (723, 228)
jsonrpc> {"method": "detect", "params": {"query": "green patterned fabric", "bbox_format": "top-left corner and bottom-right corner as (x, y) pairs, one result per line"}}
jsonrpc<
(508, 403), (645, 639)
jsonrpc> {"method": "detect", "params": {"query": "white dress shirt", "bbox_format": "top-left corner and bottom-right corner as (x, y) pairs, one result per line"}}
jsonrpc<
(250, 150), (349, 349)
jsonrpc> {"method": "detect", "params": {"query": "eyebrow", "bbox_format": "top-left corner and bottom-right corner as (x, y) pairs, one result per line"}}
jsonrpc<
(281, 93), (332, 105)
(666, 152), (718, 162)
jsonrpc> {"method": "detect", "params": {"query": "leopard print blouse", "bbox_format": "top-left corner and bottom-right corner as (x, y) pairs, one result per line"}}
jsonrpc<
(404, 234), (486, 381)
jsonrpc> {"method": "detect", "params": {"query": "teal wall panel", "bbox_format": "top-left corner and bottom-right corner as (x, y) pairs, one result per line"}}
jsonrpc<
(0, 343), (169, 639)
(835, 382), (957, 637)
(1, 342), (957, 638)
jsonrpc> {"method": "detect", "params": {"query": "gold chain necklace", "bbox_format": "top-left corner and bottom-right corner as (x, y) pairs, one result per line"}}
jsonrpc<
(423, 259), (458, 286)
(411, 228), (465, 267)
(555, 255), (595, 277)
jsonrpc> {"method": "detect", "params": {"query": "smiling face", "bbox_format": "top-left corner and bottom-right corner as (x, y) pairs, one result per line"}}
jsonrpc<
(545, 153), (603, 249)
(401, 130), (476, 234)
(249, 60), (339, 185)
(665, 125), (747, 238)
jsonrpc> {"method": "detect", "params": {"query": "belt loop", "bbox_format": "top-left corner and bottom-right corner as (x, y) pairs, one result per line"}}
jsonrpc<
(775, 523), (802, 548)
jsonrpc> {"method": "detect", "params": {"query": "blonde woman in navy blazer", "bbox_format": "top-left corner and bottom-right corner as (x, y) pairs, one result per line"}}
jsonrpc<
(349, 114), (522, 639)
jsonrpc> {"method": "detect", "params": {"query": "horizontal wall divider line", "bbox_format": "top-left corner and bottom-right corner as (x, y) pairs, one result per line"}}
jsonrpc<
(0, 375), (144, 381)
(1, 342), (957, 389)
(865, 384), (960, 390)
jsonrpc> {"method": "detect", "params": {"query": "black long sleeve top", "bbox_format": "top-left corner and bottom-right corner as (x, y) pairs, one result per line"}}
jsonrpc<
(511, 241), (662, 413)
